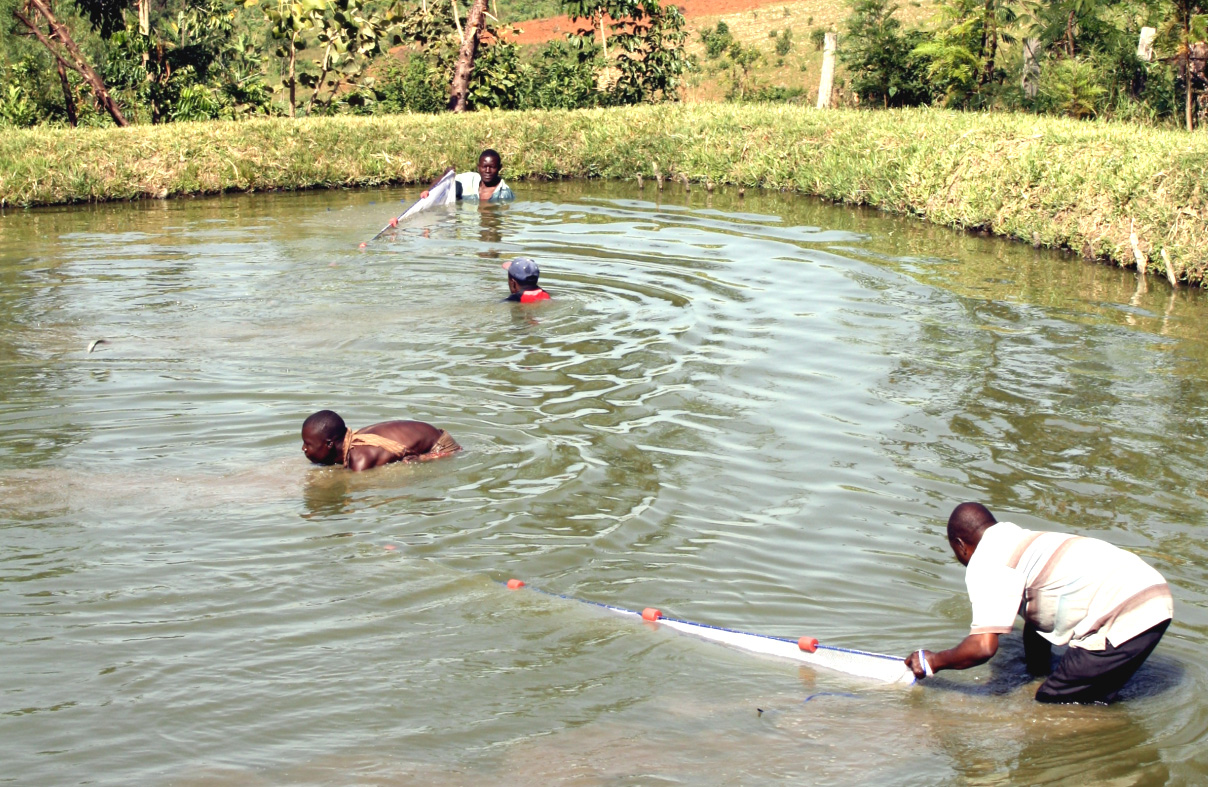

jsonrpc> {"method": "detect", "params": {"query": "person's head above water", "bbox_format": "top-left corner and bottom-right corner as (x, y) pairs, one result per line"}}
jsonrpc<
(946, 501), (998, 566)
(503, 256), (539, 287)
(478, 149), (502, 187)
(502, 257), (551, 303)
(302, 409), (348, 465)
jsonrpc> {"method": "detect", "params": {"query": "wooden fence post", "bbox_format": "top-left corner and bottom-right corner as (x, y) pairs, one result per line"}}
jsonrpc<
(1137, 27), (1156, 62)
(816, 32), (836, 109)
(1022, 38), (1041, 100)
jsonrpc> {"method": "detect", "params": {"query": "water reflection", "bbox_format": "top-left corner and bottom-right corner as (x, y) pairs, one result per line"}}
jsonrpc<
(476, 201), (504, 255)
(302, 470), (356, 518)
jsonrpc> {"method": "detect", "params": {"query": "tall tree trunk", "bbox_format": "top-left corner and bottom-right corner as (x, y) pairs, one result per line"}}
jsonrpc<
(1187, 54), (1195, 130)
(15, 0), (128, 126)
(138, 0), (149, 71)
(1065, 9), (1076, 58)
(287, 36), (297, 118)
(55, 56), (77, 126)
(307, 42), (334, 115)
(979, 0), (997, 86)
(1022, 38), (1041, 100)
(598, 9), (608, 59)
(447, 0), (487, 112)
(1185, 12), (1195, 131)
(47, 8), (77, 126)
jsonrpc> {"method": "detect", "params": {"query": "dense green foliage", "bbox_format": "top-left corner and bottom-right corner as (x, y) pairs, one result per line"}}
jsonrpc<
(2, 0), (1203, 126)
(842, 0), (932, 107)
(0, 0), (686, 126)
(840, 0), (1208, 126)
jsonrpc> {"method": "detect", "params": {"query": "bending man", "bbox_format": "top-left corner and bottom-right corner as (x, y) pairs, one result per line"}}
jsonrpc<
(907, 502), (1173, 703)
(302, 410), (461, 472)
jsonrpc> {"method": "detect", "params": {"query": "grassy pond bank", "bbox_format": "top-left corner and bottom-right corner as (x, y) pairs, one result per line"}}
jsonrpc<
(1, 104), (1205, 285)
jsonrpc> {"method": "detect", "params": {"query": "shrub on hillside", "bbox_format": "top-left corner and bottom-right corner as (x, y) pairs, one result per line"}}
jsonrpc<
(775, 28), (793, 56)
(701, 21), (735, 59)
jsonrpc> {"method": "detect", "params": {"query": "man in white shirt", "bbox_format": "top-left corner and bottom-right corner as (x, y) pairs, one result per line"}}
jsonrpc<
(455, 149), (513, 202)
(906, 502), (1173, 703)
(420, 149), (514, 203)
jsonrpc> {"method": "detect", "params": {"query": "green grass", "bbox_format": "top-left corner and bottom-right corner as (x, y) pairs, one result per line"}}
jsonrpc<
(1, 104), (1204, 284)
(493, 0), (566, 22)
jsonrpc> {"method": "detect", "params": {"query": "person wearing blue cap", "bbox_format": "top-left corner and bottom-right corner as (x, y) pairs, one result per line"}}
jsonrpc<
(503, 258), (551, 303)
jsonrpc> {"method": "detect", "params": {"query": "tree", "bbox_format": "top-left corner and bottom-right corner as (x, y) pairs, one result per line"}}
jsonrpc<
(842, 0), (932, 106)
(723, 39), (761, 100)
(303, 0), (404, 113)
(608, 1), (688, 102)
(1169, 0), (1207, 128)
(261, 0), (327, 116)
(12, 0), (128, 125)
(447, 0), (487, 111)
(912, 0), (983, 105)
(564, 0), (690, 103)
(700, 20), (734, 59)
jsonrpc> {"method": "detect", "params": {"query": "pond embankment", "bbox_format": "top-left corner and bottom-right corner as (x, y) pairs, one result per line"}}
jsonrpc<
(1, 104), (1204, 285)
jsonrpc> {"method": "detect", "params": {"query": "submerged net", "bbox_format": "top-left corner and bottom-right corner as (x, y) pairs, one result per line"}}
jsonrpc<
(657, 617), (915, 684)
(516, 583), (917, 685)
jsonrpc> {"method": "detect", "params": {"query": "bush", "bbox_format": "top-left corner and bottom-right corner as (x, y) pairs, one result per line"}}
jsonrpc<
(1038, 57), (1107, 119)
(374, 58), (447, 114)
(469, 39), (524, 110)
(843, 0), (933, 107)
(522, 40), (603, 110)
(724, 41), (763, 100)
(775, 28), (793, 56)
(701, 21), (734, 59)
(741, 84), (808, 102)
(171, 82), (231, 122)
(0, 84), (38, 127)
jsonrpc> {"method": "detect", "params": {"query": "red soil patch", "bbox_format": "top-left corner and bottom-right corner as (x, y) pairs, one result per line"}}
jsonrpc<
(506, 0), (790, 45)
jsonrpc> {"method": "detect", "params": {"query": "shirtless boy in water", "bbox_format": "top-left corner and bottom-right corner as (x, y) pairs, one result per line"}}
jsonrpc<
(302, 410), (461, 472)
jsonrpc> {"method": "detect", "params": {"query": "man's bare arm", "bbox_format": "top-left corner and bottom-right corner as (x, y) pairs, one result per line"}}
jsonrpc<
(906, 633), (999, 677)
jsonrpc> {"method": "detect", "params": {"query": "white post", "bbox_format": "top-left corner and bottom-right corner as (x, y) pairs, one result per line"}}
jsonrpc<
(1022, 38), (1040, 100)
(1137, 27), (1156, 62)
(816, 32), (836, 109)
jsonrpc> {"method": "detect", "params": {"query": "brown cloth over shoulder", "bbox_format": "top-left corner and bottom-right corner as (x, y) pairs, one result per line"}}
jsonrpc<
(342, 428), (461, 468)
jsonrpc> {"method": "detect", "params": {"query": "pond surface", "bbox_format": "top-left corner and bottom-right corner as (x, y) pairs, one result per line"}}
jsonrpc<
(2, 181), (1208, 785)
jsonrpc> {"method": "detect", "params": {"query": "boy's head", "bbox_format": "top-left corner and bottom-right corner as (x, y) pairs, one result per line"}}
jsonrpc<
(503, 258), (540, 292)
(302, 410), (347, 464)
(478, 149), (502, 186)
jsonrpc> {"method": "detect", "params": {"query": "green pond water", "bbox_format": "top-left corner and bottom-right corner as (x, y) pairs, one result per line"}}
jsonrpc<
(2, 181), (1207, 785)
